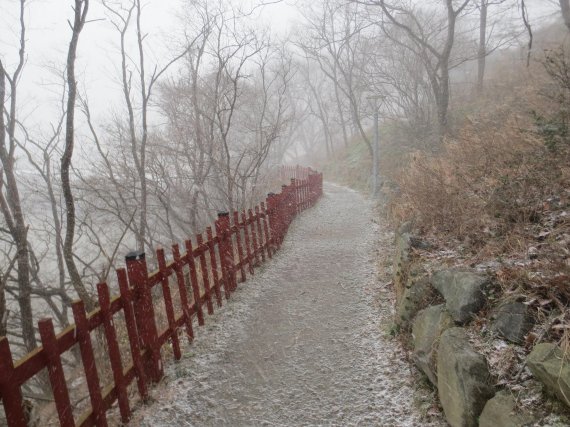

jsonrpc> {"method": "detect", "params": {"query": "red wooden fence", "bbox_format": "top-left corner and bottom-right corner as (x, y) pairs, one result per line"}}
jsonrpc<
(279, 164), (313, 182)
(0, 167), (323, 427)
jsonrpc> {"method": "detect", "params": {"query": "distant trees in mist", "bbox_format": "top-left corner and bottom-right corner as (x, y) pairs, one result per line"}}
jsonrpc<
(0, 0), (293, 396)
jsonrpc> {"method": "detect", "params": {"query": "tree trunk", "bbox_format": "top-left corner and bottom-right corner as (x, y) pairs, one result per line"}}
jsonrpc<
(332, 68), (349, 148)
(136, 0), (149, 253)
(44, 154), (68, 323)
(561, 0), (570, 32)
(437, 66), (450, 138)
(61, 0), (93, 310)
(477, 0), (488, 93)
(0, 56), (37, 351)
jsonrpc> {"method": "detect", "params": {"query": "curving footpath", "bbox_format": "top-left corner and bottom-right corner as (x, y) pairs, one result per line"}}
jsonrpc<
(132, 183), (443, 427)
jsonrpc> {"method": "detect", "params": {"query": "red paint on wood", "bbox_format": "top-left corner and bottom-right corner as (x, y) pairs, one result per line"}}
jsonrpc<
(215, 214), (233, 299)
(206, 227), (223, 307)
(156, 248), (182, 361)
(255, 205), (266, 263)
(171, 245), (194, 341)
(248, 209), (259, 266)
(185, 239), (206, 325)
(0, 338), (26, 427)
(71, 301), (108, 426)
(97, 283), (130, 423)
(116, 268), (149, 400)
(126, 254), (163, 383)
(197, 234), (215, 314)
(38, 318), (75, 427)
(241, 211), (254, 275)
(261, 202), (272, 259)
(233, 211), (246, 283)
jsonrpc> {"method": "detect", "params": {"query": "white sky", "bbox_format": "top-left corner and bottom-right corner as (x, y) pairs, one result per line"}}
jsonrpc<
(0, 0), (560, 139)
(0, 0), (302, 136)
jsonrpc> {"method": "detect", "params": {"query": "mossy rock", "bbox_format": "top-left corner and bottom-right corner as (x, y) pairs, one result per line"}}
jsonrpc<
(527, 343), (570, 408)
(437, 327), (495, 427)
(412, 304), (454, 386)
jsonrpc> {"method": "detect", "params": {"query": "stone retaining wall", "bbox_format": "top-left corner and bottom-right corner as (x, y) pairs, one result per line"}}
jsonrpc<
(392, 227), (570, 426)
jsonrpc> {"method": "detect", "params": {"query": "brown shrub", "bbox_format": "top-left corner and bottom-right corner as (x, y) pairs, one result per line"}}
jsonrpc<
(390, 112), (569, 247)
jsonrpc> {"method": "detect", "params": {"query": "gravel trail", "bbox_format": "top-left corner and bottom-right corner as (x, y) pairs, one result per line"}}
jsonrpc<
(133, 183), (441, 427)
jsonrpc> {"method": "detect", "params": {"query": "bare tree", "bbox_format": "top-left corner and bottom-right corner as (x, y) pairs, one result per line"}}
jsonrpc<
(157, 0), (294, 214)
(0, 0), (37, 352)
(61, 0), (94, 309)
(299, 59), (337, 158)
(360, 0), (470, 138)
(298, 0), (375, 155)
(17, 98), (71, 328)
(101, 0), (190, 253)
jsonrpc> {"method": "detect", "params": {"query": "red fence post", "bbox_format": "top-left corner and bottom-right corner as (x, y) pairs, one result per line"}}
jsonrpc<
(260, 202), (272, 259)
(301, 179), (306, 211)
(286, 180), (294, 229)
(156, 248), (182, 360)
(38, 318), (74, 427)
(206, 226), (223, 307)
(305, 178), (310, 209)
(0, 338), (26, 427)
(215, 212), (234, 298)
(117, 268), (149, 400)
(248, 209), (260, 267)
(241, 211), (254, 275)
(279, 184), (288, 245)
(276, 190), (284, 246)
(185, 239), (207, 323)
(233, 211), (246, 283)
(266, 193), (276, 255)
(254, 206), (266, 264)
(197, 233), (215, 312)
(71, 300), (108, 427)
(309, 172), (316, 206)
(125, 251), (163, 383)
(291, 178), (299, 215)
(97, 282), (131, 423)
(170, 245), (195, 340)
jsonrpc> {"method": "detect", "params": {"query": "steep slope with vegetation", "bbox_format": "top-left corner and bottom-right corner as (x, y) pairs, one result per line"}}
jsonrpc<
(326, 20), (570, 426)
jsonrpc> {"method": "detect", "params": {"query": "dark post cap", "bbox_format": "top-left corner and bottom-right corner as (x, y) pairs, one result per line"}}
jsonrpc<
(217, 211), (229, 217)
(125, 251), (145, 261)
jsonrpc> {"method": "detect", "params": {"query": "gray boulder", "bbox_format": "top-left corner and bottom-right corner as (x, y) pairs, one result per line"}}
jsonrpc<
(412, 304), (454, 385)
(437, 327), (495, 427)
(527, 343), (570, 407)
(491, 302), (533, 344)
(479, 391), (535, 427)
(431, 269), (489, 323)
(396, 272), (436, 327)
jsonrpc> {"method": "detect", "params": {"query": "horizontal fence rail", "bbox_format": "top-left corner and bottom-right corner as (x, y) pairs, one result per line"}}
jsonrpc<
(0, 167), (323, 427)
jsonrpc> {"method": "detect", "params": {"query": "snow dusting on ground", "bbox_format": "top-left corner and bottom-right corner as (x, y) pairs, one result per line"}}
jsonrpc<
(130, 183), (444, 426)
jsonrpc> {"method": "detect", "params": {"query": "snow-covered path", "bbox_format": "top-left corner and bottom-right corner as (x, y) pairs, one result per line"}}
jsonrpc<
(132, 183), (439, 426)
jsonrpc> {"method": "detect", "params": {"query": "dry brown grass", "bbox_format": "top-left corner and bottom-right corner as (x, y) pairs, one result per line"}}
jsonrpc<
(390, 103), (569, 249)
